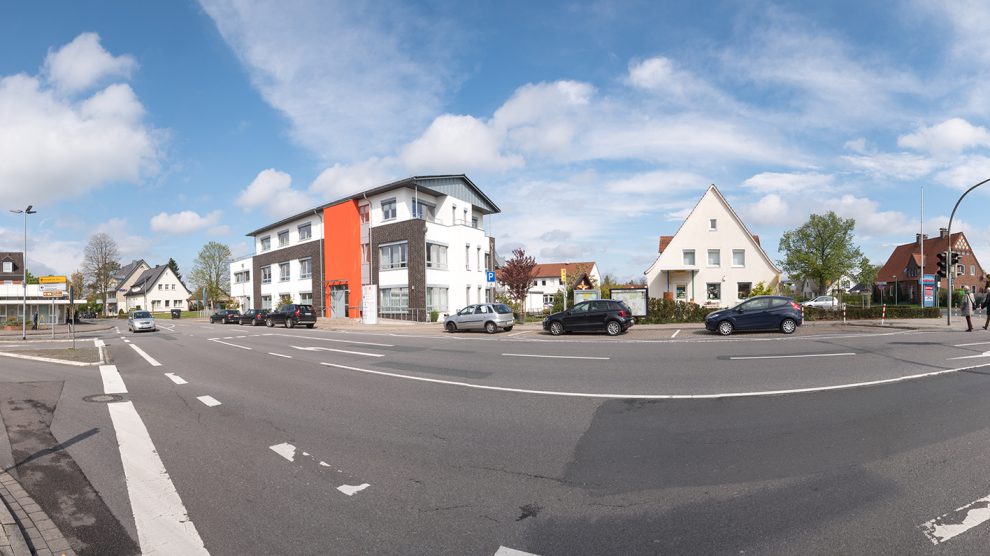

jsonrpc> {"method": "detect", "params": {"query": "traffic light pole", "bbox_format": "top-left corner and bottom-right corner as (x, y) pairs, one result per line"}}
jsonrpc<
(946, 177), (990, 325)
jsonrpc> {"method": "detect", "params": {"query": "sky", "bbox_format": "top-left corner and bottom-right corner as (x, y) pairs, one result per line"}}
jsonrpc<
(3, 1), (990, 284)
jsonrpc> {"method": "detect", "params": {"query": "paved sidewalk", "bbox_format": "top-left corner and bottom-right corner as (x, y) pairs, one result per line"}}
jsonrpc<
(0, 471), (75, 556)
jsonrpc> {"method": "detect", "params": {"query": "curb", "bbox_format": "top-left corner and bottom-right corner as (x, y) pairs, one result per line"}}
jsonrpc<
(0, 471), (75, 556)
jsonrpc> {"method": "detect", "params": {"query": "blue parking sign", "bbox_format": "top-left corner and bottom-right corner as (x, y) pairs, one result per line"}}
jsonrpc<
(486, 271), (496, 282)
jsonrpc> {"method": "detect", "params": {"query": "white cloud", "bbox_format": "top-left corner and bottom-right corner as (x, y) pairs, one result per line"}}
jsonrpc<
(236, 169), (316, 218)
(149, 210), (223, 234)
(400, 114), (523, 173)
(42, 32), (137, 94)
(309, 158), (398, 200)
(605, 170), (707, 194)
(823, 195), (916, 237)
(933, 155), (990, 189)
(841, 152), (936, 181)
(742, 172), (833, 194)
(738, 193), (796, 228)
(95, 218), (154, 264)
(897, 118), (990, 158)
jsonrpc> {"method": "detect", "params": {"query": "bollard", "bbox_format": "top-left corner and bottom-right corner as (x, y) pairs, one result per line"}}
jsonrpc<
(881, 303), (887, 326)
(843, 304), (847, 324)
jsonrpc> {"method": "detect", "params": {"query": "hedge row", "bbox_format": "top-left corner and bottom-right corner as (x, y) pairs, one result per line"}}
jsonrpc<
(635, 299), (941, 324)
(637, 298), (710, 324)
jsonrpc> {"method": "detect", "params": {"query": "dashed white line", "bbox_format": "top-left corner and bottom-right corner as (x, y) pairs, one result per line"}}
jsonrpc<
(210, 339), (252, 350)
(164, 373), (188, 385)
(291, 346), (384, 357)
(129, 344), (161, 366)
(506, 331), (529, 337)
(275, 334), (393, 347)
(954, 341), (990, 347)
(269, 442), (370, 496)
(197, 395), (221, 407)
(921, 491), (990, 544)
(949, 350), (990, 360)
(671, 329), (681, 338)
(268, 352), (293, 359)
(337, 484), (370, 496)
(728, 352), (856, 360)
(502, 353), (610, 360)
(494, 547), (540, 556)
(269, 442), (296, 462)
(100, 365), (128, 394)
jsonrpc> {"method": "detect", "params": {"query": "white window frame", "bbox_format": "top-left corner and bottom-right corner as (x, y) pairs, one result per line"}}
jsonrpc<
(382, 199), (397, 221)
(262, 266), (272, 284)
(278, 230), (289, 247)
(298, 223), (312, 241)
(279, 262), (290, 282)
(1, 261), (11, 273)
(709, 219), (717, 231)
(299, 258), (312, 279)
(706, 282), (721, 301)
(707, 249), (720, 267)
(261, 236), (271, 252)
(426, 243), (448, 270)
(379, 242), (408, 270)
(732, 249), (745, 267)
(683, 250), (695, 266)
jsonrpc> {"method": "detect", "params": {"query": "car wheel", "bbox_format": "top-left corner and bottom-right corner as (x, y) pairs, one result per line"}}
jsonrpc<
(286, 317), (295, 329)
(485, 321), (497, 334)
(306, 324), (314, 329)
(780, 318), (797, 334)
(605, 320), (622, 336)
(549, 321), (564, 336)
(266, 318), (274, 327)
(504, 326), (513, 332)
(717, 320), (734, 336)
(446, 322), (457, 333)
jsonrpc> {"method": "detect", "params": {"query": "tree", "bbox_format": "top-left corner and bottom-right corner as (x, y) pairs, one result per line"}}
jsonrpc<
(189, 241), (232, 309)
(24, 269), (39, 284)
(497, 248), (537, 322)
(82, 233), (121, 315)
(166, 258), (182, 282)
(70, 270), (85, 297)
(856, 259), (879, 290)
(748, 281), (776, 297)
(778, 212), (864, 296)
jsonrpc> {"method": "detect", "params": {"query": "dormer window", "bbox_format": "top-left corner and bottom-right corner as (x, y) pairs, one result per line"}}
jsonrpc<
(1, 261), (11, 273)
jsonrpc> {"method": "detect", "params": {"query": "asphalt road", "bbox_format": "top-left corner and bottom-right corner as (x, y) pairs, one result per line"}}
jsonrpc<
(5, 319), (990, 554)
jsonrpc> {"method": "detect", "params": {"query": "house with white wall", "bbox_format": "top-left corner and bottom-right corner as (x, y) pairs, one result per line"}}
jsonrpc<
(240, 209), (325, 312)
(523, 262), (601, 312)
(124, 265), (192, 312)
(111, 259), (150, 315)
(644, 185), (781, 307)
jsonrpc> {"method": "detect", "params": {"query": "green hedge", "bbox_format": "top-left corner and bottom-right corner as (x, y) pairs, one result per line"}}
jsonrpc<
(637, 298), (711, 324)
(800, 305), (940, 320)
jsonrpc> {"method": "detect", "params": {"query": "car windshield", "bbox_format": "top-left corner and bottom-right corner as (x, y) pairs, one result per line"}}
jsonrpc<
(132, 311), (151, 319)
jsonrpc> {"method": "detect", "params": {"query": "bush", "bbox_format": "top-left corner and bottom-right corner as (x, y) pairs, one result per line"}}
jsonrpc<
(637, 298), (711, 324)
(801, 305), (939, 320)
(429, 311), (439, 322)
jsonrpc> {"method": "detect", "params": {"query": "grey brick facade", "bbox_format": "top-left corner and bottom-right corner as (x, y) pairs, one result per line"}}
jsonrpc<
(252, 240), (324, 311)
(371, 219), (427, 319)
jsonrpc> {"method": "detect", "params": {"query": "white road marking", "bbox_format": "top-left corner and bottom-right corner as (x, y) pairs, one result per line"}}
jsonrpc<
(949, 351), (990, 360)
(506, 331), (529, 337)
(495, 547), (540, 556)
(671, 329), (681, 338)
(320, 361), (990, 399)
(164, 373), (187, 385)
(954, 341), (990, 347)
(291, 345), (384, 357)
(209, 339), (252, 350)
(197, 395), (221, 407)
(921, 492), (990, 544)
(268, 352), (293, 359)
(95, 339), (105, 347)
(728, 352), (856, 360)
(119, 336), (126, 340)
(274, 333), (393, 347)
(123, 339), (131, 344)
(269, 442), (297, 462)
(337, 483), (370, 496)
(130, 344), (161, 366)
(502, 353), (610, 360)
(108, 401), (209, 555)
(100, 365), (128, 394)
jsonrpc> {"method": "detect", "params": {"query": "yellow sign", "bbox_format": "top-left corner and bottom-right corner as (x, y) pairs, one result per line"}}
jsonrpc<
(560, 269), (567, 283)
(42, 290), (65, 297)
(39, 275), (67, 284)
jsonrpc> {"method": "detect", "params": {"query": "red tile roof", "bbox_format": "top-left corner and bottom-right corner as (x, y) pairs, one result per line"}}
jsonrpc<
(877, 233), (985, 284)
(531, 262), (596, 278)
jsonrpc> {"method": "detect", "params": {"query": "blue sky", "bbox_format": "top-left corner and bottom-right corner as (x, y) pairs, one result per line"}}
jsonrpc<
(3, 1), (990, 284)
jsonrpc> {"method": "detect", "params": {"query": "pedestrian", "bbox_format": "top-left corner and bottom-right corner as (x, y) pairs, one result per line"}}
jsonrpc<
(983, 292), (990, 330)
(962, 285), (976, 332)
(31, 311), (38, 330)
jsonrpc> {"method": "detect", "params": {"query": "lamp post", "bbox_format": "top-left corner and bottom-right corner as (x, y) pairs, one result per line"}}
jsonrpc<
(946, 176), (990, 325)
(9, 205), (37, 340)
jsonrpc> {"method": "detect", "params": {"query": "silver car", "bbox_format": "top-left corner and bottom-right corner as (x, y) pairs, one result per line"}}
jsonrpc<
(443, 303), (515, 334)
(128, 310), (157, 333)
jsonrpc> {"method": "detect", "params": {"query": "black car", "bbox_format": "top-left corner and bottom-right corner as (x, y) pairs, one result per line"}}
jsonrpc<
(239, 309), (270, 326)
(543, 299), (634, 336)
(704, 295), (803, 336)
(266, 304), (317, 329)
(210, 309), (241, 324)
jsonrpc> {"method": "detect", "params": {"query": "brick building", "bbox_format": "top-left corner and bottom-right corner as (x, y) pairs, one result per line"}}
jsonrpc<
(875, 228), (986, 303)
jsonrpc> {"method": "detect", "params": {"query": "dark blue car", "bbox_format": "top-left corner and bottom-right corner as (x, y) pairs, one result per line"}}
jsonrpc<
(705, 295), (803, 336)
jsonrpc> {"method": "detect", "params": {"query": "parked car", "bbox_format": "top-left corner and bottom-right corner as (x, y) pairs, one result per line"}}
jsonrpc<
(705, 295), (803, 335)
(443, 303), (515, 334)
(127, 310), (157, 333)
(266, 304), (317, 328)
(239, 309), (270, 326)
(210, 309), (241, 324)
(542, 299), (634, 336)
(802, 295), (840, 310)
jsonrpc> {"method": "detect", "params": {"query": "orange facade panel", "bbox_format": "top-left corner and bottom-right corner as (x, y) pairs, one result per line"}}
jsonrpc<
(324, 201), (363, 318)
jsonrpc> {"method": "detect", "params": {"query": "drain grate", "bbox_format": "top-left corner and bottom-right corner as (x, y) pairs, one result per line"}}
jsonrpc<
(82, 394), (124, 403)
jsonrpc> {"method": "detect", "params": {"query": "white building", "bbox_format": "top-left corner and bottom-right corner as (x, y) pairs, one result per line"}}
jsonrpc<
(123, 265), (192, 313)
(110, 259), (150, 315)
(644, 185), (781, 306)
(523, 262), (602, 312)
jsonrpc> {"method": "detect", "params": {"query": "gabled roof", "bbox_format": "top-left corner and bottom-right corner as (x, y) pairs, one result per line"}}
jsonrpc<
(124, 266), (169, 297)
(532, 262), (597, 278)
(114, 259), (147, 286)
(877, 232), (981, 282)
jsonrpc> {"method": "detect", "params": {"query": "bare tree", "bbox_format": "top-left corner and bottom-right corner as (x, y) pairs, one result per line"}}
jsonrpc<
(82, 233), (120, 315)
(189, 241), (232, 309)
(497, 248), (537, 322)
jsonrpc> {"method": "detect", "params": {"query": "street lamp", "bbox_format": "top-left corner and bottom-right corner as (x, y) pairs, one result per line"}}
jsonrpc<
(10, 205), (36, 340)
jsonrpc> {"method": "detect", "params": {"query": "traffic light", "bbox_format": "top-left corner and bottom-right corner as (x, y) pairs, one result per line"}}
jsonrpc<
(951, 252), (962, 276)
(936, 251), (948, 279)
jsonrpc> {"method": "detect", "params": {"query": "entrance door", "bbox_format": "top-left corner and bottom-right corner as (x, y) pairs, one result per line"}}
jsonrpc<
(330, 286), (348, 318)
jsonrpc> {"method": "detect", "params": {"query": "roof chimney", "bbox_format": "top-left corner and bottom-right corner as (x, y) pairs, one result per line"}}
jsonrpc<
(916, 233), (927, 243)
(940, 227), (948, 239)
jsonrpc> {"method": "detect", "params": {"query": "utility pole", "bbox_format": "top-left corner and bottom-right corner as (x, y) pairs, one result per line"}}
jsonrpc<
(946, 177), (990, 325)
(9, 205), (37, 340)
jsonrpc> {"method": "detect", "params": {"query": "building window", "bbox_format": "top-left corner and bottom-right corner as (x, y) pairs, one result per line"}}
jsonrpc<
(382, 199), (396, 220)
(165, 300), (170, 308)
(278, 230), (289, 247)
(466, 285), (470, 304)
(158, 284), (162, 291)
(298, 223), (312, 241)
(541, 280), (547, 286)
(683, 250), (695, 266)
(426, 243), (447, 269)
(300, 292), (312, 304)
(485, 252), (491, 270)
(738, 282), (752, 298)
(971, 265), (976, 276)
(359, 204), (370, 223)
(707, 282), (721, 301)
(675, 285), (687, 300)
(261, 236), (271, 252)
(543, 294), (554, 306)
(957, 264), (965, 276)
(732, 249), (745, 267)
(1, 261), (11, 272)
(261, 295), (272, 309)
(234, 271), (249, 284)
(299, 258), (312, 279)
(477, 247), (481, 271)
(380, 287), (409, 313)
(426, 287), (448, 312)
(380, 242), (408, 270)
(472, 217), (478, 228)
(707, 249), (720, 267)
(262, 266), (272, 284)
(279, 262), (290, 281)
(709, 219), (717, 230)
(465, 245), (471, 270)
(412, 200), (434, 221)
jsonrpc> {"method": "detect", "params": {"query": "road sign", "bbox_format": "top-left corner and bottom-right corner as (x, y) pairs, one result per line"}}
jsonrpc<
(921, 274), (935, 285)
(486, 271), (496, 283)
(42, 290), (65, 297)
(39, 275), (67, 284)
(560, 269), (567, 283)
(40, 282), (67, 293)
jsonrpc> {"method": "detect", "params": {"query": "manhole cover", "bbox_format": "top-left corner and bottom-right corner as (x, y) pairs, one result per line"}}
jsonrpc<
(83, 394), (124, 403)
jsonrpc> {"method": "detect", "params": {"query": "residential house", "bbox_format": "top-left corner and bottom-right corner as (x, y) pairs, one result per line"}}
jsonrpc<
(876, 228), (986, 303)
(123, 265), (192, 312)
(523, 262), (601, 312)
(109, 259), (150, 315)
(233, 174), (499, 321)
(0, 253), (24, 284)
(644, 185), (781, 306)
(792, 274), (856, 300)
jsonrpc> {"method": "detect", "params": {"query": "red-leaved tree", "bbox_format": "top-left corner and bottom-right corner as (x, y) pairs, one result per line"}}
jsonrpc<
(497, 248), (537, 322)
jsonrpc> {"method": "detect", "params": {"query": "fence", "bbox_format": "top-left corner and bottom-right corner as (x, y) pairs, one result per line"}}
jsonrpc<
(378, 307), (432, 322)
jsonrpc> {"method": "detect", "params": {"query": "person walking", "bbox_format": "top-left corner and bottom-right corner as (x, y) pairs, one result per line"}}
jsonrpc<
(962, 285), (976, 332)
(31, 311), (38, 331)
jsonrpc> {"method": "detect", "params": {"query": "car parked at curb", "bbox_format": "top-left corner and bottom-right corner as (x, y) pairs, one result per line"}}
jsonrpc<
(443, 303), (515, 334)
(239, 309), (270, 326)
(542, 299), (634, 336)
(266, 304), (317, 328)
(210, 309), (241, 324)
(802, 295), (840, 310)
(705, 295), (803, 336)
(127, 310), (157, 333)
